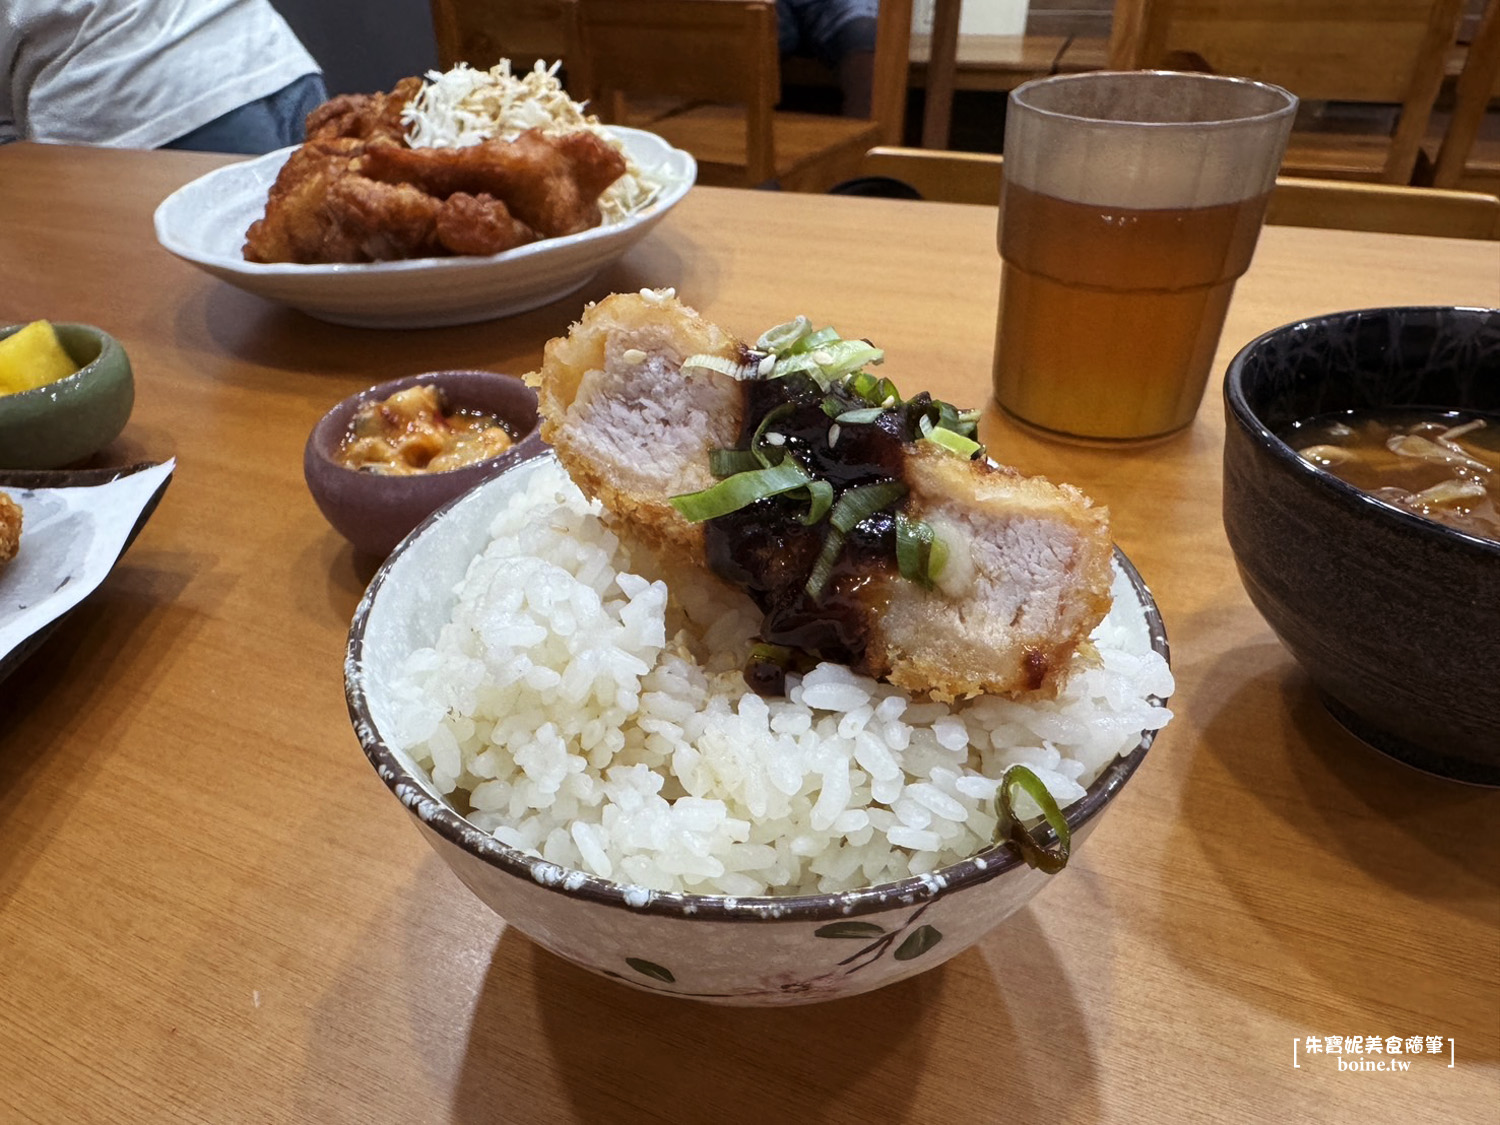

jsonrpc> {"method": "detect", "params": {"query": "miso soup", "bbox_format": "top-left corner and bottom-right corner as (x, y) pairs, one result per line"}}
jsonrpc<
(1282, 410), (1500, 543)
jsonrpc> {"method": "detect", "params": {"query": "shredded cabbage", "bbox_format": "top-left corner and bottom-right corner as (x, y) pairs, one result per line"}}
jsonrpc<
(400, 60), (672, 224)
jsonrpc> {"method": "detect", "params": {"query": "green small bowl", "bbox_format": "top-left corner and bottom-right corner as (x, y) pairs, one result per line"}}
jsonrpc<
(0, 323), (135, 469)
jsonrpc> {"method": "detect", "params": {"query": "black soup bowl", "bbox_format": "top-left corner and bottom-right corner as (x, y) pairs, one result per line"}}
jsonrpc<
(1223, 306), (1500, 785)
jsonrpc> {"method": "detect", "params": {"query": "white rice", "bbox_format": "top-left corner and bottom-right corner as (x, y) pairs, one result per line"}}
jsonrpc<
(389, 457), (1174, 896)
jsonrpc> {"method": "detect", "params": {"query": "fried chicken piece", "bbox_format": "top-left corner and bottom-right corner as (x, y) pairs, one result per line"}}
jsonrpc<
(304, 76), (423, 144)
(357, 128), (626, 237)
(323, 176), (444, 261)
(246, 74), (628, 264)
(526, 291), (1115, 700)
(0, 491), (19, 566)
(434, 192), (537, 256)
(245, 139), (453, 263)
(244, 139), (364, 263)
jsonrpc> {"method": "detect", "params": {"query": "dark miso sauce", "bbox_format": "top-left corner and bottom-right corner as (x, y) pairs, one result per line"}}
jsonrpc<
(1281, 408), (1499, 543)
(702, 374), (920, 682)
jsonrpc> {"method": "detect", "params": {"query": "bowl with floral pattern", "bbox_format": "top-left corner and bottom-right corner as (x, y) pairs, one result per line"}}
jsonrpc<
(344, 455), (1171, 1005)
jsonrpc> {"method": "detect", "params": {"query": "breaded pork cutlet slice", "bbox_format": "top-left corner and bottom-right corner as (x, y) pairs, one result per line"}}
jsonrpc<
(530, 289), (744, 556)
(527, 290), (1114, 700)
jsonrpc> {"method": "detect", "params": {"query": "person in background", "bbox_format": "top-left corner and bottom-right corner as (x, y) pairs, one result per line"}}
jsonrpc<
(1, 0), (326, 153)
(777, 0), (879, 118)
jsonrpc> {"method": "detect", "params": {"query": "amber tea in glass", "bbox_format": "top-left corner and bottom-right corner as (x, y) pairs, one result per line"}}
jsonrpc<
(993, 72), (1296, 442)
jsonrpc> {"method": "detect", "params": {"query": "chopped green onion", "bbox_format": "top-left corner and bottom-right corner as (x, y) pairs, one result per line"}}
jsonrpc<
(790, 326), (841, 354)
(994, 764), (1071, 874)
(922, 426), (984, 459)
(799, 480), (834, 525)
(829, 480), (906, 532)
(932, 401), (961, 433)
(669, 460), (812, 522)
(749, 642), (794, 666)
(835, 407), (885, 425)
(767, 352), (830, 385)
(804, 527), (847, 600)
(772, 339), (884, 383)
(709, 448), (761, 478)
(802, 481), (908, 599)
(756, 316), (812, 355)
(751, 402), (796, 467)
(681, 353), (756, 380)
(895, 515), (951, 588)
(895, 515), (934, 587)
(847, 371), (900, 407)
(927, 531), (949, 581)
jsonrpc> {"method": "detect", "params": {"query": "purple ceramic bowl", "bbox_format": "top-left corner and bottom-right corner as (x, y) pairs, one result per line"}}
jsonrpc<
(304, 370), (541, 557)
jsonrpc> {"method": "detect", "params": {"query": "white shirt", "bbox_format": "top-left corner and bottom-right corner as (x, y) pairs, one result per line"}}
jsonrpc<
(2, 0), (320, 147)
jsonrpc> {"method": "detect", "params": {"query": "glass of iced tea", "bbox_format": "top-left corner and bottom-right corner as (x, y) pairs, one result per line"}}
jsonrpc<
(993, 71), (1297, 442)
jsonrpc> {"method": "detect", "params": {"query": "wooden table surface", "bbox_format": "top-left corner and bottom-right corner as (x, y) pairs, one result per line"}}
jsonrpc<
(0, 143), (1497, 1124)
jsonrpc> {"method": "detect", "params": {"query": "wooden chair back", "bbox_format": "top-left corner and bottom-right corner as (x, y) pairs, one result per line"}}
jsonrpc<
(428, 0), (593, 97)
(859, 146), (1500, 238)
(1108, 0), (1469, 182)
(579, 0), (780, 183)
(1429, 0), (1500, 189)
(871, 0), (916, 146)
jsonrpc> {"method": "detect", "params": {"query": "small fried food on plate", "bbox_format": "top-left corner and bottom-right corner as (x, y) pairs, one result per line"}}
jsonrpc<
(242, 62), (653, 265)
(527, 291), (1115, 701)
(0, 492), (20, 567)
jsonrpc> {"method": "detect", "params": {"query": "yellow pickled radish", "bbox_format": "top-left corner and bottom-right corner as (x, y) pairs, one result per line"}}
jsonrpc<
(0, 321), (80, 396)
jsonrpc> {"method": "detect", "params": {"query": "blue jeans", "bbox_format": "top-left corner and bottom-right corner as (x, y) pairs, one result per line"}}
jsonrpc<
(777, 0), (879, 65)
(163, 72), (329, 155)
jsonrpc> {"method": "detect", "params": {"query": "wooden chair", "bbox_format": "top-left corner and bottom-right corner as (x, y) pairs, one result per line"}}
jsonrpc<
(1108, 0), (1469, 184)
(1425, 0), (1500, 193)
(858, 146), (1500, 238)
(577, 0), (884, 192)
(871, 0), (915, 146)
(428, 0), (593, 97)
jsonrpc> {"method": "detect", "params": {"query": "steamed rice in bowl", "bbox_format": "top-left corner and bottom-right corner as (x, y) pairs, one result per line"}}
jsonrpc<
(376, 453), (1173, 899)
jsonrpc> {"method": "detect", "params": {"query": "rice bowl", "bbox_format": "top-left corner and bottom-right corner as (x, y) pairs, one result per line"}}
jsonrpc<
(346, 450), (1172, 1003)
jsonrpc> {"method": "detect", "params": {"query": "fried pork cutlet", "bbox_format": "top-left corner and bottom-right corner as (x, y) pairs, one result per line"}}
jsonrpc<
(0, 491), (20, 568)
(357, 128), (627, 238)
(527, 292), (1115, 701)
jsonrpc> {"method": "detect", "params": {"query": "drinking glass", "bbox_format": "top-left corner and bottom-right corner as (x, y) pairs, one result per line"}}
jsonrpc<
(993, 71), (1297, 442)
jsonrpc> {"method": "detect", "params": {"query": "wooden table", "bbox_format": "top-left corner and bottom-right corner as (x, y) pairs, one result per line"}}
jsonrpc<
(1, 143), (1497, 1124)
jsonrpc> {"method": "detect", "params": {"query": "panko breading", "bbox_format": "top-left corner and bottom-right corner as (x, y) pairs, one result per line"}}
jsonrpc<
(527, 292), (1115, 700)
(0, 492), (20, 567)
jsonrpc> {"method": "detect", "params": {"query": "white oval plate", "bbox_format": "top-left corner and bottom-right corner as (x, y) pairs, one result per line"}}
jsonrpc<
(152, 128), (696, 329)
